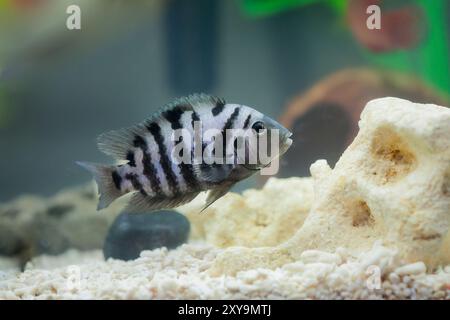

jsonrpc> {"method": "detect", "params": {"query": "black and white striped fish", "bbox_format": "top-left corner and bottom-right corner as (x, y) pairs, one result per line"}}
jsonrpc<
(77, 94), (292, 212)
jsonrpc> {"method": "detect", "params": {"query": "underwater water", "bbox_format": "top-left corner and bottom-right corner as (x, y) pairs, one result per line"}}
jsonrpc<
(0, 0), (450, 300)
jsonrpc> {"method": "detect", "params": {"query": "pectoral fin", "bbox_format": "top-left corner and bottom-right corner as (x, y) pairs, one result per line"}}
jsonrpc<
(193, 163), (233, 184)
(200, 184), (234, 213)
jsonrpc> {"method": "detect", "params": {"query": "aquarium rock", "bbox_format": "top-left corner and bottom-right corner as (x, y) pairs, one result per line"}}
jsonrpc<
(103, 211), (190, 261)
(178, 177), (313, 247)
(207, 97), (450, 275)
(0, 184), (122, 264)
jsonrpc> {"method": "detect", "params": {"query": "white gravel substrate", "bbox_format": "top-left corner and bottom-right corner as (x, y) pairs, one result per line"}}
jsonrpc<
(0, 243), (449, 300)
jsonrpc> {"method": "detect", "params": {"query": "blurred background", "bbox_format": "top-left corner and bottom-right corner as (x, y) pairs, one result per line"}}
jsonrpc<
(1, 0), (449, 202)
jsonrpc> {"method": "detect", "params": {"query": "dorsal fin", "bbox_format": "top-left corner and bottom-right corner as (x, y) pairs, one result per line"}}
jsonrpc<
(97, 93), (225, 161)
(163, 93), (225, 110)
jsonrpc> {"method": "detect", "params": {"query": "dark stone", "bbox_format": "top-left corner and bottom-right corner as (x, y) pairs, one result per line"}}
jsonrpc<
(103, 210), (190, 261)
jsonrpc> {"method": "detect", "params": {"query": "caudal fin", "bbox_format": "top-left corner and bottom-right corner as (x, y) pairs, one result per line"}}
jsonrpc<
(76, 161), (123, 210)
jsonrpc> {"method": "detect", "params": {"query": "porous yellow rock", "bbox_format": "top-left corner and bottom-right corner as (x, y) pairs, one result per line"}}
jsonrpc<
(178, 177), (314, 247)
(209, 97), (450, 275)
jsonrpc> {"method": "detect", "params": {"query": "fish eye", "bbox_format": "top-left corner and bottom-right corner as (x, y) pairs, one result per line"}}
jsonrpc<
(252, 121), (265, 134)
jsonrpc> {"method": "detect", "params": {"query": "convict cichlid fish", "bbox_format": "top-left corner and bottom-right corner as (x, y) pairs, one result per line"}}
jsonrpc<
(77, 94), (292, 212)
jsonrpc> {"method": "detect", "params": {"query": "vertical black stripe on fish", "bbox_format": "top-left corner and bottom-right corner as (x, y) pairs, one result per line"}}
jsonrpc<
(243, 114), (252, 129)
(146, 122), (180, 195)
(142, 148), (162, 195)
(125, 173), (148, 196)
(221, 106), (241, 158)
(211, 100), (225, 116)
(191, 111), (201, 164)
(126, 151), (136, 167)
(179, 163), (198, 190)
(173, 129), (199, 190)
(133, 135), (162, 195)
(191, 110), (200, 129)
(166, 111), (199, 190)
(162, 105), (191, 130)
(133, 135), (147, 149)
(111, 170), (122, 190)
(223, 106), (241, 130)
(202, 142), (208, 154)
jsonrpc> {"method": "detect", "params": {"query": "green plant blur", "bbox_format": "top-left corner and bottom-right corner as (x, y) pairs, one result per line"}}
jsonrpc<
(239, 0), (347, 17)
(240, 0), (450, 95)
(365, 0), (450, 95)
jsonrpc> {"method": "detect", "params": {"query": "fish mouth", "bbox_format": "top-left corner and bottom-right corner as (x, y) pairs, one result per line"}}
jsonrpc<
(283, 132), (293, 150)
(285, 133), (293, 147)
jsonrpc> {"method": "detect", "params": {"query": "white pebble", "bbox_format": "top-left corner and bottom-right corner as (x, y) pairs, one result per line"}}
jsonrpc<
(402, 275), (411, 284)
(388, 273), (400, 284)
(358, 246), (396, 271)
(394, 262), (426, 276)
(434, 290), (445, 299)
